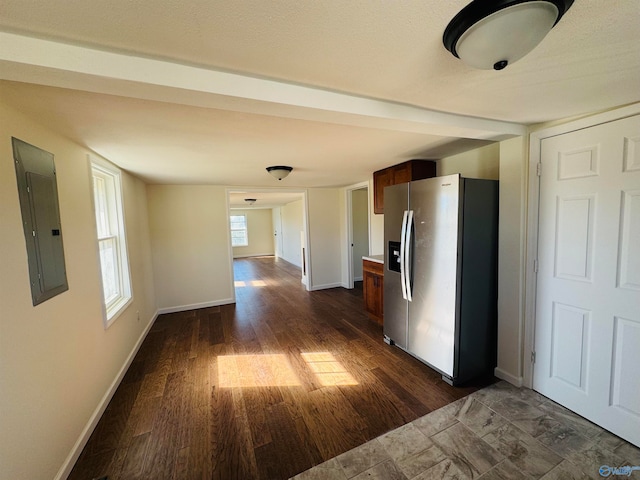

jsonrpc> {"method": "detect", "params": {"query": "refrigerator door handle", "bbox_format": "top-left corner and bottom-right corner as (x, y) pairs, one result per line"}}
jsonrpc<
(399, 210), (409, 300)
(405, 209), (414, 302)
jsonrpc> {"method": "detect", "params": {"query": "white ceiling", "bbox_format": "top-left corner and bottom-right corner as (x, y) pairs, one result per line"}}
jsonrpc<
(229, 191), (303, 210)
(1, 0), (639, 187)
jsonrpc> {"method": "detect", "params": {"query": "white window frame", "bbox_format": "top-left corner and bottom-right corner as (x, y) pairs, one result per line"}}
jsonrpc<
(90, 158), (132, 328)
(230, 214), (249, 247)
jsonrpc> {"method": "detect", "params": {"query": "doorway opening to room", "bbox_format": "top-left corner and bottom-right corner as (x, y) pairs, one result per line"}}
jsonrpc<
(227, 189), (311, 301)
(345, 183), (370, 289)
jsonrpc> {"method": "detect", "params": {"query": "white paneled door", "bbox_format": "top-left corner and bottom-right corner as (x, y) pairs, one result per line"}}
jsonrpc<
(534, 114), (640, 447)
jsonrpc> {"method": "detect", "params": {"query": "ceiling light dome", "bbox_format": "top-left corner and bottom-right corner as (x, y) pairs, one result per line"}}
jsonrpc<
(266, 165), (293, 180)
(443, 0), (574, 70)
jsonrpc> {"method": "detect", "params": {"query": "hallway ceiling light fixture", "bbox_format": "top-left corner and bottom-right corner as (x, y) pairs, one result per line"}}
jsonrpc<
(244, 198), (257, 205)
(443, 0), (574, 70)
(266, 165), (293, 180)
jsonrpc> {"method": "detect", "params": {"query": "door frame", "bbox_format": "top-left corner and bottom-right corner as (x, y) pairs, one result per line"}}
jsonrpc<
(272, 207), (284, 259)
(344, 181), (371, 289)
(523, 103), (640, 389)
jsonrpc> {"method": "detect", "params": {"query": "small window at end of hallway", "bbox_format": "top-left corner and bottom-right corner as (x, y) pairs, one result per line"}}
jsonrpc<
(91, 158), (132, 328)
(230, 214), (248, 247)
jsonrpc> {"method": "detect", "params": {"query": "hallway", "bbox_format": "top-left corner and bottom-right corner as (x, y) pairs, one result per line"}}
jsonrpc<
(69, 256), (483, 479)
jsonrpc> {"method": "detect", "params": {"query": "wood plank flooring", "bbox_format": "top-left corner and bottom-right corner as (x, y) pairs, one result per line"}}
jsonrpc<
(69, 256), (492, 480)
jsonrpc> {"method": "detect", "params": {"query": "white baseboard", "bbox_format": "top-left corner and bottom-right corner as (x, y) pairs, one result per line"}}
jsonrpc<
(354, 276), (363, 282)
(494, 367), (523, 387)
(309, 282), (343, 291)
(279, 256), (302, 269)
(156, 298), (235, 315)
(232, 252), (275, 259)
(55, 310), (159, 480)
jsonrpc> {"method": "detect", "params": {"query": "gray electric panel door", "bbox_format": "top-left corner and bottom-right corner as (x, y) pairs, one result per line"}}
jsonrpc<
(13, 138), (68, 305)
(407, 175), (461, 377)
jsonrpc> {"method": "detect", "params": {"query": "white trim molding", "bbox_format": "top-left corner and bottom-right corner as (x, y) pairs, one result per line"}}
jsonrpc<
(232, 252), (276, 259)
(309, 282), (344, 291)
(156, 298), (235, 315)
(494, 367), (524, 388)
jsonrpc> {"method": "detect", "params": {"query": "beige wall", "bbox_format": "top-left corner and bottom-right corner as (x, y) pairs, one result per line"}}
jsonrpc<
(146, 185), (234, 311)
(437, 143), (500, 179)
(497, 137), (528, 385)
(280, 200), (303, 267)
(307, 188), (343, 289)
(231, 208), (274, 258)
(0, 101), (156, 480)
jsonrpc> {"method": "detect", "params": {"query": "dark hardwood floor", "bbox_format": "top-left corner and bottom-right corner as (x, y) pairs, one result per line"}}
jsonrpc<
(69, 256), (491, 480)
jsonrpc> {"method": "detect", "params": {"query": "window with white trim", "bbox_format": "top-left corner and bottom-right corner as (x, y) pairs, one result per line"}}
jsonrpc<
(91, 161), (132, 326)
(230, 214), (248, 247)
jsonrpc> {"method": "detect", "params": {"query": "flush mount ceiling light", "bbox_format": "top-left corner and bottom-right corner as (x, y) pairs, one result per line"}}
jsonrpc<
(266, 165), (293, 181)
(443, 0), (574, 70)
(244, 198), (257, 205)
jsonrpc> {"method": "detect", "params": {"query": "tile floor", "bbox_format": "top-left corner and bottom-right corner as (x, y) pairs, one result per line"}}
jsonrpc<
(291, 381), (640, 480)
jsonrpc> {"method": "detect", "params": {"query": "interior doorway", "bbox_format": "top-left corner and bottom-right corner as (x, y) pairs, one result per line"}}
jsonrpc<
(227, 189), (311, 294)
(346, 183), (370, 289)
(272, 208), (284, 259)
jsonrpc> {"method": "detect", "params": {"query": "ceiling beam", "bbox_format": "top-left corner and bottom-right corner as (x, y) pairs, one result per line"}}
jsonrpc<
(0, 31), (526, 140)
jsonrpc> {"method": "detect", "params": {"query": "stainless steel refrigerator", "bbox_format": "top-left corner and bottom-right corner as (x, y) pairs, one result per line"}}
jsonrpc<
(383, 174), (498, 385)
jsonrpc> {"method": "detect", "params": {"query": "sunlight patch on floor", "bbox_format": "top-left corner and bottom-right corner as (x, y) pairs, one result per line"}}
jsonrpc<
(218, 354), (301, 387)
(217, 352), (359, 388)
(301, 352), (359, 386)
(234, 280), (268, 287)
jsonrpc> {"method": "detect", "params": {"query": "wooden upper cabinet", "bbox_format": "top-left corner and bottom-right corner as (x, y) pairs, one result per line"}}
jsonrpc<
(373, 160), (436, 214)
(373, 168), (393, 214)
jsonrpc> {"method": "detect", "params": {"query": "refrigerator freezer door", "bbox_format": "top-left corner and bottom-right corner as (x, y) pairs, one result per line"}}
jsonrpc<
(383, 182), (409, 349)
(407, 175), (460, 377)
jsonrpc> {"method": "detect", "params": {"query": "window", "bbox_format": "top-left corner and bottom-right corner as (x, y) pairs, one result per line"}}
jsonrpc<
(91, 160), (132, 326)
(230, 214), (248, 247)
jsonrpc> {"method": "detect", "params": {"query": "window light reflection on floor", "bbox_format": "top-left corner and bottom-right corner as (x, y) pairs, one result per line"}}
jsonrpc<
(218, 354), (301, 387)
(217, 352), (358, 388)
(301, 352), (359, 386)
(233, 280), (268, 288)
